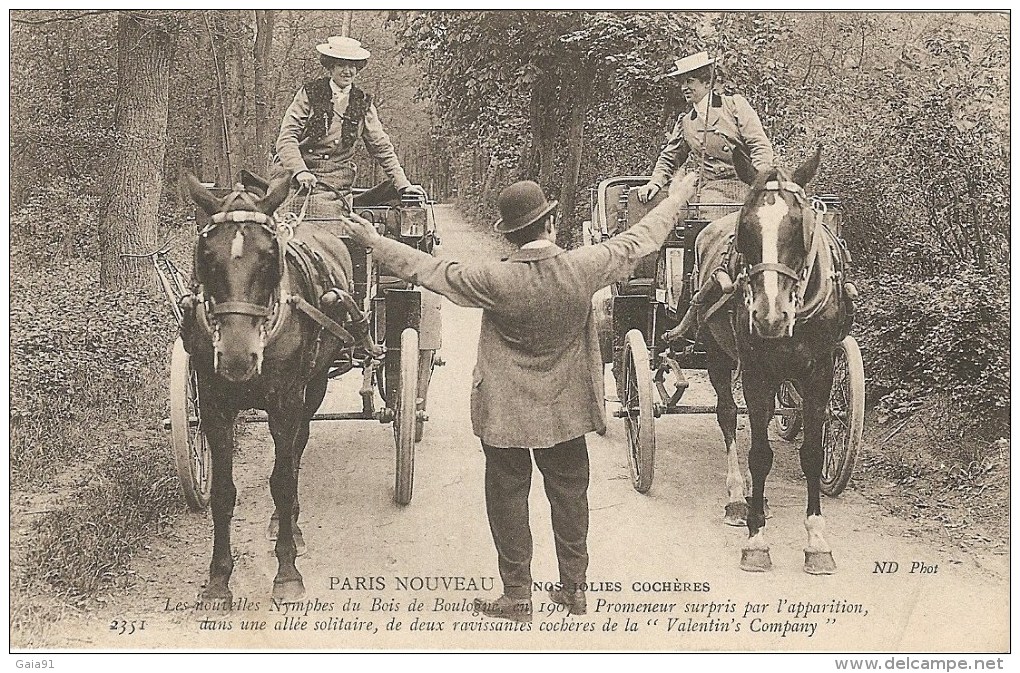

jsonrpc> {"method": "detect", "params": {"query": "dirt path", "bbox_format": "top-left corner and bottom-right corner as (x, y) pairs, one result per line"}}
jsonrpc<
(29, 205), (1008, 652)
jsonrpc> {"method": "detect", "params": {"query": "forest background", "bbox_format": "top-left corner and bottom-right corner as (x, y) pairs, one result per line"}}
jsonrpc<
(8, 10), (1010, 632)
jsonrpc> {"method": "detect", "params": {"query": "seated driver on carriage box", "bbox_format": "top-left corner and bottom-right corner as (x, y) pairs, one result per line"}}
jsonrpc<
(272, 35), (426, 215)
(637, 51), (775, 227)
(339, 175), (700, 622)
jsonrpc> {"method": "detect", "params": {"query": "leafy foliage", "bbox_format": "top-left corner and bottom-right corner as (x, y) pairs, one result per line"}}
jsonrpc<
(855, 272), (1009, 438)
(10, 189), (179, 478)
(11, 193), (187, 604)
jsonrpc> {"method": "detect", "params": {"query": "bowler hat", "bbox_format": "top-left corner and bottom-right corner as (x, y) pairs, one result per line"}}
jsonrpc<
(316, 36), (371, 61)
(663, 51), (715, 78)
(493, 181), (558, 234)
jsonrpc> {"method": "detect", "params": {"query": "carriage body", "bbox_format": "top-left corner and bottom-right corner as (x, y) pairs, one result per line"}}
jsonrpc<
(584, 176), (725, 380)
(168, 183), (442, 509)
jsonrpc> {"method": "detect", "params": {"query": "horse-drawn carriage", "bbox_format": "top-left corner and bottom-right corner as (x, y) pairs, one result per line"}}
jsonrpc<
(584, 171), (864, 500)
(162, 179), (441, 511)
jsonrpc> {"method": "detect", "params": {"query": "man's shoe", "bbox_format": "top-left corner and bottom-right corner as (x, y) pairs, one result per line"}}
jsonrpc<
(549, 587), (587, 615)
(474, 594), (533, 623)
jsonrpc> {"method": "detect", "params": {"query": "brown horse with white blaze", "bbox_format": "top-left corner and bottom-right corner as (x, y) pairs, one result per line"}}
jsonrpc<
(693, 147), (853, 574)
(182, 173), (369, 602)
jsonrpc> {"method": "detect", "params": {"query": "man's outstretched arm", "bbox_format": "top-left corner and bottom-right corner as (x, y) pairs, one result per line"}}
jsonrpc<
(338, 212), (498, 310)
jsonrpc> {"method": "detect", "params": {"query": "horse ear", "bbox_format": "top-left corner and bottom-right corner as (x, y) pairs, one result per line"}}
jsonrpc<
(792, 145), (822, 188)
(258, 173), (292, 216)
(240, 169), (270, 198)
(185, 173), (222, 215)
(733, 146), (759, 186)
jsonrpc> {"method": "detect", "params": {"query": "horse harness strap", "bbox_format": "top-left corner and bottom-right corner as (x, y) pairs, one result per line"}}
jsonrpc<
(211, 301), (273, 318)
(289, 295), (355, 346)
(284, 238), (356, 348)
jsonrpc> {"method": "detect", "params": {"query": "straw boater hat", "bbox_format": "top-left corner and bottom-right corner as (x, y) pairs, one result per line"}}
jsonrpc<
(664, 51), (715, 78)
(493, 181), (558, 234)
(316, 36), (371, 62)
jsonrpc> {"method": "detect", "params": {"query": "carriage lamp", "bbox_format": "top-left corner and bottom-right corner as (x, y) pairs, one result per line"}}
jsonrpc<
(400, 208), (427, 239)
(400, 189), (426, 206)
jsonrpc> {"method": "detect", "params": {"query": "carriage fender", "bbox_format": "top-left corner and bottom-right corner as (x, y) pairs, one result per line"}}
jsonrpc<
(419, 288), (443, 351)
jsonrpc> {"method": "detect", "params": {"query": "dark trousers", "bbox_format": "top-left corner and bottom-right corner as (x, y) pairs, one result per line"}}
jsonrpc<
(482, 436), (590, 599)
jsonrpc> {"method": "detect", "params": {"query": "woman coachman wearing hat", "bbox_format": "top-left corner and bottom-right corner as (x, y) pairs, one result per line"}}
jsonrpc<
(636, 51), (775, 222)
(273, 36), (425, 208)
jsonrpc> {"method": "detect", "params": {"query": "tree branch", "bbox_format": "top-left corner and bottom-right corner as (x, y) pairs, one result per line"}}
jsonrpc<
(12, 10), (116, 24)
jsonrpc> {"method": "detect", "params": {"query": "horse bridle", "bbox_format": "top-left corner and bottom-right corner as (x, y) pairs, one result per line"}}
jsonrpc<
(193, 189), (295, 347)
(734, 179), (820, 315)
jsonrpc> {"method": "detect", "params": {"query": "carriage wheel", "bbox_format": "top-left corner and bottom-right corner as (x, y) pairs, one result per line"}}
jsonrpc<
(774, 380), (803, 440)
(414, 350), (434, 443)
(621, 329), (656, 493)
(820, 335), (865, 497)
(169, 338), (211, 510)
(394, 328), (419, 505)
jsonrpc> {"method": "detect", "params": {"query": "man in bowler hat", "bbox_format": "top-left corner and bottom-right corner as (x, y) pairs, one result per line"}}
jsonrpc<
(338, 175), (698, 621)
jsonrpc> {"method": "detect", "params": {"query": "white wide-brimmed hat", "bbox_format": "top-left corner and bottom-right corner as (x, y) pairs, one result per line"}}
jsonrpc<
(316, 36), (371, 61)
(664, 51), (715, 78)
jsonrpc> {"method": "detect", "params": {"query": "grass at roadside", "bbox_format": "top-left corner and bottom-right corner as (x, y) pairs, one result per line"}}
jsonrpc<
(852, 398), (1009, 556)
(10, 207), (195, 642)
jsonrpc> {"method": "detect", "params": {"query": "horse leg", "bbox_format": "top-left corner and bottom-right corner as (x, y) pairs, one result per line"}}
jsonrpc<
(202, 403), (238, 607)
(801, 362), (838, 575)
(706, 345), (745, 526)
(740, 367), (777, 572)
(267, 404), (306, 600)
(268, 373), (328, 557)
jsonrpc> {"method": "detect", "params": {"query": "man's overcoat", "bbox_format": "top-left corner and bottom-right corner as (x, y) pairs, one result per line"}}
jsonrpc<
(367, 193), (688, 449)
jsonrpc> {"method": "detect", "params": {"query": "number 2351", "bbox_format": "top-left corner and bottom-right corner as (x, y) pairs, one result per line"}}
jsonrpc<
(109, 619), (146, 635)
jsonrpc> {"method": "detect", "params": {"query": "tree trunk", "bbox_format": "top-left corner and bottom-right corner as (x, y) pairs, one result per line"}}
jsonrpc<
(253, 10), (275, 170)
(99, 11), (176, 291)
(198, 13), (228, 184)
(557, 68), (590, 248)
(537, 82), (557, 189)
(204, 11), (233, 183)
(224, 11), (254, 173)
(341, 11), (353, 37)
(524, 80), (543, 178)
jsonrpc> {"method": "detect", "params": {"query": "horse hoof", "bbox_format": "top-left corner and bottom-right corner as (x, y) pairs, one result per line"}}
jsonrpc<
(272, 578), (306, 601)
(199, 588), (234, 610)
(740, 548), (773, 572)
(804, 550), (837, 575)
(724, 502), (748, 527)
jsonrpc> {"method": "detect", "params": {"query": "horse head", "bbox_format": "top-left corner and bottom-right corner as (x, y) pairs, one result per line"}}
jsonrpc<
(733, 147), (821, 339)
(186, 172), (291, 382)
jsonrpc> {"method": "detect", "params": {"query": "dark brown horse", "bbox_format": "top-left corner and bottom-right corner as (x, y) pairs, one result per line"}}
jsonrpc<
(692, 148), (853, 574)
(182, 173), (372, 602)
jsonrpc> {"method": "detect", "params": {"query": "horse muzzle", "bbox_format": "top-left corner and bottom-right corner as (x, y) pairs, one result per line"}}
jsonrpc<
(744, 281), (798, 339)
(195, 300), (269, 382)
(748, 307), (796, 339)
(213, 324), (266, 382)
